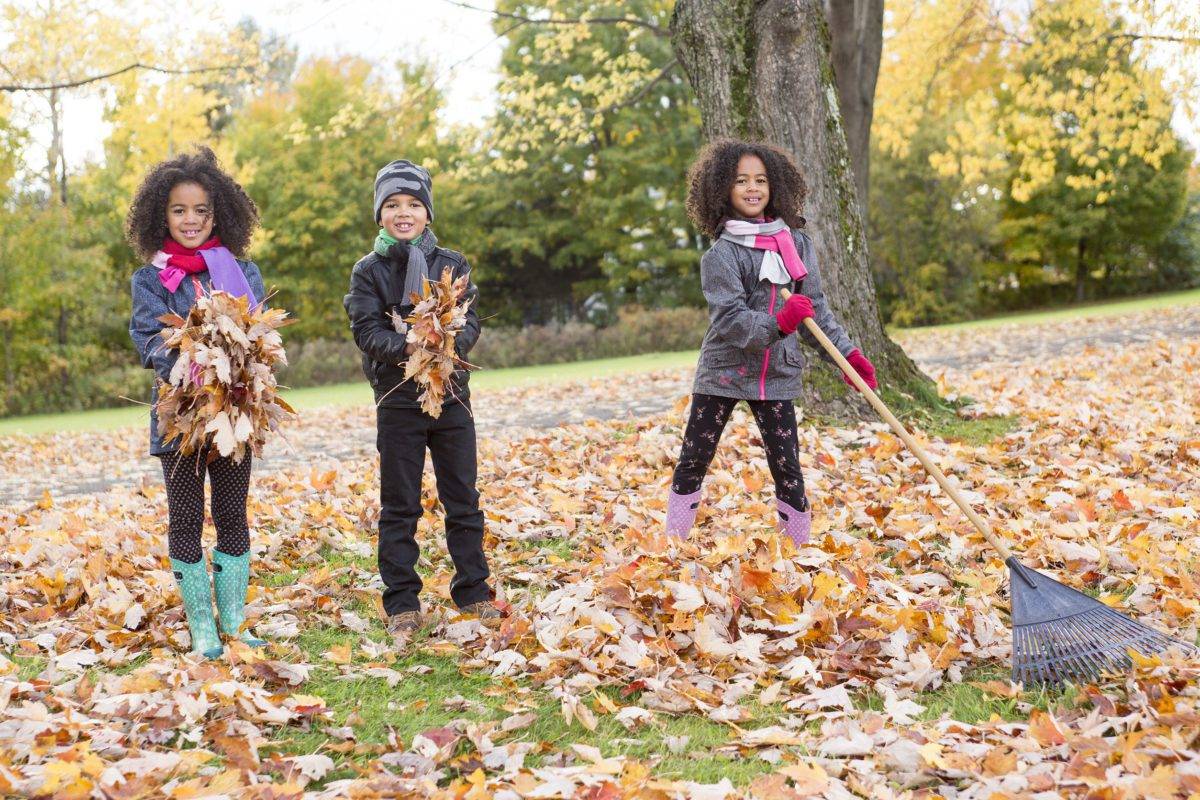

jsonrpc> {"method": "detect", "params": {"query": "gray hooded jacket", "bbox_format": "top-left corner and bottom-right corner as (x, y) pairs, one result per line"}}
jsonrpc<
(692, 230), (857, 401)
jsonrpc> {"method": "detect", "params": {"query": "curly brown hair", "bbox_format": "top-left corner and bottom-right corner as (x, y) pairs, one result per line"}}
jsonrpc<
(685, 138), (807, 238)
(125, 145), (259, 262)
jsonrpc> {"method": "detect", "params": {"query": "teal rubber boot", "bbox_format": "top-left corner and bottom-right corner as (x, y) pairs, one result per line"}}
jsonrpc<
(170, 557), (224, 659)
(212, 549), (267, 647)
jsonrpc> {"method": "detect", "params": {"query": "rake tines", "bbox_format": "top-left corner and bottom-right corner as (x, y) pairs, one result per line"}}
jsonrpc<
(1008, 558), (1195, 686)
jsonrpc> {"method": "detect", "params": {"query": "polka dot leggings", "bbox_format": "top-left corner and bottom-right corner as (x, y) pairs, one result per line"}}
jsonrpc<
(158, 450), (252, 563)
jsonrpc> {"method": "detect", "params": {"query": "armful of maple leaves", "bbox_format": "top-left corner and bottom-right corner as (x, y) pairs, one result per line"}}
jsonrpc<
(383, 266), (476, 418)
(154, 290), (298, 463)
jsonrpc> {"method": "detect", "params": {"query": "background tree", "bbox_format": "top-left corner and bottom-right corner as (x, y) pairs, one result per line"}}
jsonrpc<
(825, 0), (883, 216)
(449, 0), (701, 325)
(869, 120), (1000, 325)
(229, 57), (444, 340)
(671, 0), (929, 416)
(873, 0), (1200, 314)
(923, 0), (1194, 302)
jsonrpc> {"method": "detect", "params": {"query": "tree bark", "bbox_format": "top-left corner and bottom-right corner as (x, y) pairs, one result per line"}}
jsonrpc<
(671, 0), (929, 419)
(2, 324), (11, 396)
(824, 0), (882, 218)
(48, 87), (67, 205)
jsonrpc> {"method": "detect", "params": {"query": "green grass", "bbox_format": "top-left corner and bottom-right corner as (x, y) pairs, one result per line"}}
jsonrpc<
(277, 610), (1085, 790)
(875, 376), (1020, 446)
(10, 654), (46, 681)
(270, 606), (784, 787)
(895, 286), (1200, 334)
(0, 350), (699, 436)
(7, 285), (1196, 437)
(858, 666), (1078, 724)
(527, 536), (577, 562)
(7, 285), (1199, 438)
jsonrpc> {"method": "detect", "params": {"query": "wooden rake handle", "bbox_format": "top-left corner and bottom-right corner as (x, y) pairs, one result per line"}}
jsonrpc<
(780, 288), (1014, 561)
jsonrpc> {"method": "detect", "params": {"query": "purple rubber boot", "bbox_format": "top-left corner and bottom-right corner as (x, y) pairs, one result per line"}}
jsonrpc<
(777, 498), (812, 546)
(665, 489), (702, 539)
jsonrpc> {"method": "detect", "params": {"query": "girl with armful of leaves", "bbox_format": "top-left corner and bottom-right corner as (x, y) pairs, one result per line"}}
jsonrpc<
(342, 159), (498, 645)
(127, 146), (268, 659)
(665, 139), (878, 545)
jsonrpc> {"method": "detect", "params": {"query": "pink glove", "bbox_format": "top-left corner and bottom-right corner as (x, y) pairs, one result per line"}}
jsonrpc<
(841, 349), (877, 391)
(775, 293), (814, 335)
(189, 361), (204, 387)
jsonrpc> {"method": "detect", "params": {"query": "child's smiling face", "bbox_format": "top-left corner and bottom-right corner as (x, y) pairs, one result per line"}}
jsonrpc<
(380, 193), (429, 241)
(730, 154), (769, 219)
(166, 181), (214, 248)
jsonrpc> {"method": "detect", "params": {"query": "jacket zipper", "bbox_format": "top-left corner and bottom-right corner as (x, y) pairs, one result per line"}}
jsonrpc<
(758, 284), (777, 400)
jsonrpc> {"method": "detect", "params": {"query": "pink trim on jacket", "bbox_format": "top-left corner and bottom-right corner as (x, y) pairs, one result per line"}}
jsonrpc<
(759, 284), (777, 400)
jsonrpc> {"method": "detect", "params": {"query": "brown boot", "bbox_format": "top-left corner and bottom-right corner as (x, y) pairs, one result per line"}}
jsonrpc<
(460, 601), (502, 628)
(387, 611), (424, 646)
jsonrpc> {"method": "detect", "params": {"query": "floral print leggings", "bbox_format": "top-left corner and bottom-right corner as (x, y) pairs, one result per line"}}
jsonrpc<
(671, 393), (808, 510)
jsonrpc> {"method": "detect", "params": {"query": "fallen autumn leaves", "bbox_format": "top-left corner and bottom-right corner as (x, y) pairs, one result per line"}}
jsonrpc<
(1, 318), (1198, 798)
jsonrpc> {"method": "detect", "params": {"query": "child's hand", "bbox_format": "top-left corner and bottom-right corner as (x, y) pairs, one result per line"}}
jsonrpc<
(841, 350), (877, 391)
(775, 293), (814, 334)
(405, 342), (416, 356)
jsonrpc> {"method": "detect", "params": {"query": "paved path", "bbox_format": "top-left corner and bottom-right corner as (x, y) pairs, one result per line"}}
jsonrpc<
(3, 302), (1198, 506)
(892, 303), (1200, 371)
(0, 372), (690, 506)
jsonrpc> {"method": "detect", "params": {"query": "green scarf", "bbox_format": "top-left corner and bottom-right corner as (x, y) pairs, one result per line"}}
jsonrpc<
(374, 228), (424, 257)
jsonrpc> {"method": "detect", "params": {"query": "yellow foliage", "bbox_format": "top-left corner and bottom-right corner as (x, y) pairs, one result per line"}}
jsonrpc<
(474, 0), (674, 178)
(876, 0), (1196, 205)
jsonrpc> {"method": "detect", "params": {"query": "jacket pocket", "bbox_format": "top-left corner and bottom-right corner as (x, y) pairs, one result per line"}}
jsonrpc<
(700, 346), (743, 369)
(768, 339), (805, 379)
(376, 360), (407, 385)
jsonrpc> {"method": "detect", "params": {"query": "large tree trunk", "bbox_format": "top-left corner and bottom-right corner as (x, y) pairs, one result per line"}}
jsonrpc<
(824, 0), (882, 218)
(671, 0), (929, 419)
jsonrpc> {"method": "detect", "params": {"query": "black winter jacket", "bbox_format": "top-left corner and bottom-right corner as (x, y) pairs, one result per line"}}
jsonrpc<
(343, 245), (480, 409)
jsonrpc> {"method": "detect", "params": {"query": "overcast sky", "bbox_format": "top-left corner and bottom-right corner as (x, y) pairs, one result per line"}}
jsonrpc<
(58, 0), (506, 166)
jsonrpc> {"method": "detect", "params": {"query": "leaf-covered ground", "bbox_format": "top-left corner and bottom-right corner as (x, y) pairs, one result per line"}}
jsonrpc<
(1, 305), (1198, 798)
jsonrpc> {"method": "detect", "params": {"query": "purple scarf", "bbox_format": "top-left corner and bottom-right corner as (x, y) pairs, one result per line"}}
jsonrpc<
(200, 247), (258, 307)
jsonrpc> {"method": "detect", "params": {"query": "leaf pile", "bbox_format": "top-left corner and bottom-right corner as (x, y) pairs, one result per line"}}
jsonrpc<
(391, 267), (474, 417)
(0, 316), (1198, 797)
(155, 290), (296, 462)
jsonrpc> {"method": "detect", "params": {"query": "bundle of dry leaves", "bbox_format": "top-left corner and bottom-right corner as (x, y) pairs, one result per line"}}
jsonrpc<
(389, 267), (474, 417)
(155, 290), (295, 462)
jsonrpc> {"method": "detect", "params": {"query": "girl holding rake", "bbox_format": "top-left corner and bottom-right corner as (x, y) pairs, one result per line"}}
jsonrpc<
(665, 139), (877, 544)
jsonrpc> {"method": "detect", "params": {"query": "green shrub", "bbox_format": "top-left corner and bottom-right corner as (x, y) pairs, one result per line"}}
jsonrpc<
(1, 305), (710, 417)
(889, 263), (965, 327)
(472, 306), (708, 369)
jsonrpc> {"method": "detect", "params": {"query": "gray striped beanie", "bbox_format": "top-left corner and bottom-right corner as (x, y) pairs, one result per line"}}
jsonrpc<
(374, 160), (433, 223)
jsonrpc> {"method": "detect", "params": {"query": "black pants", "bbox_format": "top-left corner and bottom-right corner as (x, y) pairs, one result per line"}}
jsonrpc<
(671, 393), (808, 509)
(158, 450), (252, 563)
(376, 401), (491, 615)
